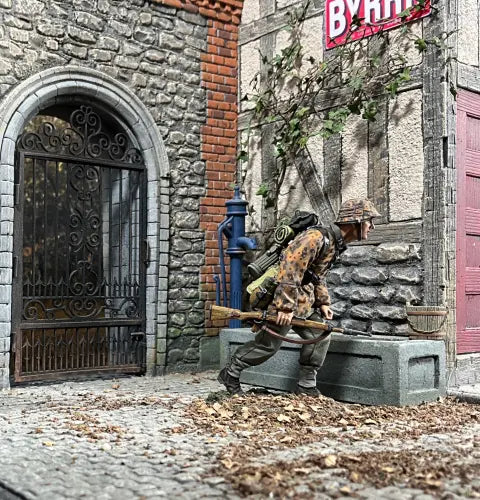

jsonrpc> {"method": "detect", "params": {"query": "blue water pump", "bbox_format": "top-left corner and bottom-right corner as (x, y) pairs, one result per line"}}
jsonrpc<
(215, 187), (257, 327)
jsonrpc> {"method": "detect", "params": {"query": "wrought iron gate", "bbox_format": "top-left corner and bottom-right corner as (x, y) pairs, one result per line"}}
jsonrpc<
(12, 105), (147, 382)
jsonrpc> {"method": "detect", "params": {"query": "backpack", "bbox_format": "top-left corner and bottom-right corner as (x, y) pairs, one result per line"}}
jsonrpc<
(246, 211), (329, 311)
(247, 211), (319, 279)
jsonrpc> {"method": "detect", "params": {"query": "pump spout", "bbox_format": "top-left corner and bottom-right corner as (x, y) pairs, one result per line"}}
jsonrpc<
(236, 236), (257, 251)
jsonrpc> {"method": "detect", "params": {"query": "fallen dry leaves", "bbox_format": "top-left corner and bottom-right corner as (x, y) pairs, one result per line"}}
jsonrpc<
(65, 411), (125, 441)
(186, 393), (480, 497)
(220, 448), (480, 498)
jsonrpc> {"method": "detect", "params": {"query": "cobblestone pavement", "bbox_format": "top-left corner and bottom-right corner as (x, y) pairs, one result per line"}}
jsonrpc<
(0, 372), (478, 500)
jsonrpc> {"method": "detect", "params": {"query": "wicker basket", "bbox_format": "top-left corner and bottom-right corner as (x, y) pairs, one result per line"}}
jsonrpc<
(406, 304), (448, 340)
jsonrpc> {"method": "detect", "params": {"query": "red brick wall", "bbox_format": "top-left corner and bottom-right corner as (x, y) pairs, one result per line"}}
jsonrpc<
(200, 20), (238, 335)
(154, 0), (242, 335)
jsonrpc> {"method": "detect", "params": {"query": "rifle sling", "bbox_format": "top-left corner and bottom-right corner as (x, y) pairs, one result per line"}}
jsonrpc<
(260, 324), (331, 345)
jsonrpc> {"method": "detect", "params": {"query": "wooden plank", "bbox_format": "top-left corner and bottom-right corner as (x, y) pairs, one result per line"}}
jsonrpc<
(350, 221), (422, 245)
(457, 90), (480, 353)
(465, 208), (480, 234)
(457, 80), (480, 115)
(465, 268), (480, 293)
(239, 4), (324, 46)
(457, 92), (468, 353)
(465, 150), (480, 176)
(323, 133), (342, 215)
(422, 9), (447, 306)
(458, 331), (480, 354)
(367, 97), (389, 224)
(295, 151), (336, 223)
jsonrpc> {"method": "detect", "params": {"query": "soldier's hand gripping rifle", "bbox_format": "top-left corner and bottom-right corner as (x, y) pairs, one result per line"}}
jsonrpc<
(211, 305), (372, 345)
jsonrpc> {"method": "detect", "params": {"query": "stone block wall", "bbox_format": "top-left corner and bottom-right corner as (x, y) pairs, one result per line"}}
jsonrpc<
(0, 0), (243, 377)
(328, 243), (422, 335)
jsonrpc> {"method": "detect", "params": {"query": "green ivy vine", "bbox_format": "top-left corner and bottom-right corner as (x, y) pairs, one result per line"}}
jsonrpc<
(239, 0), (455, 226)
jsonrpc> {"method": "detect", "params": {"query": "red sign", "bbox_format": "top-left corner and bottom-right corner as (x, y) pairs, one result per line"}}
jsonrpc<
(325, 0), (431, 49)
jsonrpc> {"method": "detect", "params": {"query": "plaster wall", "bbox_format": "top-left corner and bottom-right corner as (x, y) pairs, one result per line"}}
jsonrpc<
(239, 39), (260, 112)
(277, 162), (316, 218)
(240, 0), (261, 25)
(241, 131), (263, 232)
(457, 0), (479, 67)
(341, 114), (369, 202)
(388, 90), (424, 221)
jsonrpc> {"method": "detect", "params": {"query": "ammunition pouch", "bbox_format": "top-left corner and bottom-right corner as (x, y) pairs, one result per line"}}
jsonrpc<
(247, 266), (279, 310)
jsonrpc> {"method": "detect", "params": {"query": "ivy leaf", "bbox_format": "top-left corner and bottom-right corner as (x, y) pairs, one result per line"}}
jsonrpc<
(349, 76), (363, 90)
(398, 7), (412, 18)
(400, 68), (411, 81)
(237, 150), (249, 162)
(296, 106), (310, 118)
(256, 184), (270, 198)
(348, 101), (362, 115)
(298, 136), (309, 148)
(275, 144), (286, 158)
(289, 118), (300, 130)
(370, 55), (381, 68)
(362, 101), (378, 121)
(385, 81), (399, 97)
(415, 38), (428, 52)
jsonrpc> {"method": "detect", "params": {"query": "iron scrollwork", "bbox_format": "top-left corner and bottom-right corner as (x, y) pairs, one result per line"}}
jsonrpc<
(17, 105), (144, 165)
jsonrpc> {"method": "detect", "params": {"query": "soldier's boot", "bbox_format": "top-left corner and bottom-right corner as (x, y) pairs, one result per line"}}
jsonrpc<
(296, 364), (321, 397)
(217, 367), (243, 395)
(294, 384), (322, 397)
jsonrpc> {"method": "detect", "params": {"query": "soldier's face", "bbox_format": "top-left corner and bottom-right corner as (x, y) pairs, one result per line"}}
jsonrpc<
(361, 220), (374, 239)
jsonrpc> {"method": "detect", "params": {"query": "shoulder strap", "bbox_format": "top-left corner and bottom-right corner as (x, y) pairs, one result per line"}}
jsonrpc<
(305, 225), (330, 260)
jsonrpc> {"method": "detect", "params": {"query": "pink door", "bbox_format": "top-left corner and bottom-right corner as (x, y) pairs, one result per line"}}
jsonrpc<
(457, 90), (480, 353)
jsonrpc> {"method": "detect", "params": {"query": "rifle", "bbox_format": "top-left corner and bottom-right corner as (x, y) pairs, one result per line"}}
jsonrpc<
(211, 305), (372, 345)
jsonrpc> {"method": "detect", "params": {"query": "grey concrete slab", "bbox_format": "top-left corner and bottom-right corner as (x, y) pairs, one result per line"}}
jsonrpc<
(220, 328), (446, 406)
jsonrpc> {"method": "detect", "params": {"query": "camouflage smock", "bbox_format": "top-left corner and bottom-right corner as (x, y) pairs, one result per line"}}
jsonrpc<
(269, 227), (338, 318)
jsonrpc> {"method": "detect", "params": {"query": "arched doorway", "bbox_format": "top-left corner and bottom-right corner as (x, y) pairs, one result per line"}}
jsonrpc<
(11, 102), (147, 382)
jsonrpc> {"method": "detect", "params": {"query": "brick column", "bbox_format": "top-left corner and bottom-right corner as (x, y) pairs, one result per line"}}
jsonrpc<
(200, 20), (239, 335)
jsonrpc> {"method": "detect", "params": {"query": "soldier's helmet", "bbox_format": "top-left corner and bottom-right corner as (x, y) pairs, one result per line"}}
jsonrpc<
(335, 199), (381, 224)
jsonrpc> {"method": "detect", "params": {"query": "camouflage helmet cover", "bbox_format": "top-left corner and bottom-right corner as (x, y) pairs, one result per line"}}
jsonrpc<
(335, 199), (381, 224)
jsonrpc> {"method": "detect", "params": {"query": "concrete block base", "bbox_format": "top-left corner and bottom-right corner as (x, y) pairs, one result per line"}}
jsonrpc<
(199, 336), (220, 370)
(220, 328), (446, 406)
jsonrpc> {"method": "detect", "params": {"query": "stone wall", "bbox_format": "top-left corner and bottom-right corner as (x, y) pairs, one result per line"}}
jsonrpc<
(328, 243), (422, 335)
(0, 0), (240, 377)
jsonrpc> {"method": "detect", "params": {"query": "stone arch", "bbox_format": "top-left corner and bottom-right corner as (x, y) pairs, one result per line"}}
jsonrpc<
(0, 66), (170, 387)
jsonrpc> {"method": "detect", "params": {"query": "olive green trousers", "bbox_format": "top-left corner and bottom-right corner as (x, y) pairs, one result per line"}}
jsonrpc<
(227, 312), (330, 389)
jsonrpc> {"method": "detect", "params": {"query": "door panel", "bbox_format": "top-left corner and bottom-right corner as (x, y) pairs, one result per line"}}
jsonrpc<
(457, 90), (480, 353)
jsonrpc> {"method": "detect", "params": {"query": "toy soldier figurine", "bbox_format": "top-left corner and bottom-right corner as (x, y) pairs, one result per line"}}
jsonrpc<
(217, 199), (381, 396)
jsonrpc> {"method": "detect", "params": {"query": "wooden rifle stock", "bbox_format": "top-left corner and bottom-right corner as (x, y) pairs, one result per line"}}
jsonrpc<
(211, 305), (371, 337)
